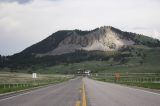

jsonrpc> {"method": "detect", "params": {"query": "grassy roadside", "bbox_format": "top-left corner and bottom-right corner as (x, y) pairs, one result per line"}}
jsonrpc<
(0, 72), (75, 94)
(118, 82), (160, 89)
(91, 73), (160, 89)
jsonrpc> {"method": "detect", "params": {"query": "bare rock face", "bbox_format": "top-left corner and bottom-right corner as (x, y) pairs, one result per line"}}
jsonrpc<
(39, 26), (134, 56)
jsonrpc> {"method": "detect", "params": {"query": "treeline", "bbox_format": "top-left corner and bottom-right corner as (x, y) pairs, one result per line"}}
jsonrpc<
(3, 50), (133, 70)
(0, 55), (8, 67)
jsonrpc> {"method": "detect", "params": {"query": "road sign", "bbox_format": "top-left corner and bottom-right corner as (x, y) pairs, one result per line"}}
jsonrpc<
(32, 73), (37, 78)
(115, 73), (120, 81)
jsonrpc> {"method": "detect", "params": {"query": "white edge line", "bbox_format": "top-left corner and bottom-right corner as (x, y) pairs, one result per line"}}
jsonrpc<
(125, 86), (160, 96)
(0, 85), (53, 102)
(0, 78), (75, 102)
(92, 78), (160, 96)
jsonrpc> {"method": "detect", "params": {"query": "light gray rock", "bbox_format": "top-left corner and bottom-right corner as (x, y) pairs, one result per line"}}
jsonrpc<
(38, 26), (134, 56)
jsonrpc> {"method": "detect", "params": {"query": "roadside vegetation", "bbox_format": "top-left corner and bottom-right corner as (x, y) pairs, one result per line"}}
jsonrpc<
(91, 73), (160, 89)
(0, 72), (74, 94)
(0, 45), (160, 90)
(1, 45), (159, 74)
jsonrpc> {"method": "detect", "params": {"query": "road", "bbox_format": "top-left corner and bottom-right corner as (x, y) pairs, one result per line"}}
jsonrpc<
(0, 77), (81, 106)
(0, 77), (160, 106)
(85, 78), (160, 106)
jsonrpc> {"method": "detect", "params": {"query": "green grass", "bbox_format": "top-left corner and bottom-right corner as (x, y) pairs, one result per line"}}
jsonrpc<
(91, 73), (160, 89)
(1, 46), (160, 74)
(26, 47), (159, 74)
(0, 72), (74, 94)
(118, 82), (160, 89)
(0, 84), (33, 93)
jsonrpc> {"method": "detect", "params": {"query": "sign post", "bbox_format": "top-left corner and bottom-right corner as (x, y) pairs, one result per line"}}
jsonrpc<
(32, 73), (37, 79)
(32, 73), (37, 85)
(115, 73), (120, 81)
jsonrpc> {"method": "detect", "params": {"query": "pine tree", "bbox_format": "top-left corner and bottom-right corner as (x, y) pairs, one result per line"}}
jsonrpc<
(0, 55), (2, 67)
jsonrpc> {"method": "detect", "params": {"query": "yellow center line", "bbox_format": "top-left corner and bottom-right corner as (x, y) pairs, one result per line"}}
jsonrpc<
(75, 101), (80, 106)
(82, 79), (86, 106)
(75, 78), (87, 106)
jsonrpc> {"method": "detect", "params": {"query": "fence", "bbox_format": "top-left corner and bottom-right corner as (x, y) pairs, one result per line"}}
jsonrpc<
(91, 73), (160, 83)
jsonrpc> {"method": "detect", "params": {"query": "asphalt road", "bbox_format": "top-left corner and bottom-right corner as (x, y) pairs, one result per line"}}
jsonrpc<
(0, 77), (160, 106)
(0, 77), (82, 106)
(85, 78), (160, 106)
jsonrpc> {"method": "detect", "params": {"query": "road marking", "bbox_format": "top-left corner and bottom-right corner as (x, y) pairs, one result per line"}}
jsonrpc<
(107, 81), (160, 96)
(0, 91), (33, 102)
(0, 84), (57, 102)
(96, 79), (160, 96)
(0, 78), (75, 102)
(82, 79), (86, 106)
(75, 100), (80, 106)
(125, 86), (160, 96)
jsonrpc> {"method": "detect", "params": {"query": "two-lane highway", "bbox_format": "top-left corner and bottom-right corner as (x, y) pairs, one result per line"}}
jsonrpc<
(0, 77), (160, 106)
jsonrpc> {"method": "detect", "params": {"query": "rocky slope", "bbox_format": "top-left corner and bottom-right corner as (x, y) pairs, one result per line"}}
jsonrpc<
(2, 26), (160, 69)
(16, 26), (160, 57)
(39, 26), (134, 56)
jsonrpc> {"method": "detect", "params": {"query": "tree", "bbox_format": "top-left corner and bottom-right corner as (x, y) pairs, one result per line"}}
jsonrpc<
(0, 55), (1, 67)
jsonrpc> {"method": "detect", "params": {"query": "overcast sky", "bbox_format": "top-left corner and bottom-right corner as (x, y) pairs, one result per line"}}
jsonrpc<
(0, 0), (160, 55)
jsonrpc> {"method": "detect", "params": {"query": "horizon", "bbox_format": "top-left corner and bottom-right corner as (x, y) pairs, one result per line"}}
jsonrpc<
(0, 0), (160, 55)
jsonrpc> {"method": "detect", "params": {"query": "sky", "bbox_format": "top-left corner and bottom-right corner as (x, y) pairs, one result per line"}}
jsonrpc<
(0, 0), (160, 55)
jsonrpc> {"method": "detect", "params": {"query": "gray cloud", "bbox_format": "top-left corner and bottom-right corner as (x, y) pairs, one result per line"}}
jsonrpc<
(0, 0), (160, 55)
(48, 0), (62, 1)
(0, 0), (33, 4)
(132, 27), (150, 30)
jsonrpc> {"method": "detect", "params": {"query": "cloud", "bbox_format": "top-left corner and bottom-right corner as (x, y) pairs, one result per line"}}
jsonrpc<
(48, 0), (62, 1)
(0, 0), (160, 55)
(153, 30), (160, 39)
(0, 0), (33, 4)
(0, 0), (62, 4)
(132, 27), (150, 30)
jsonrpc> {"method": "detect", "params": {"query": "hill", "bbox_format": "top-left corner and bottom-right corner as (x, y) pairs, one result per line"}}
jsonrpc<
(14, 26), (160, 56)
(1, 26), (160, 73)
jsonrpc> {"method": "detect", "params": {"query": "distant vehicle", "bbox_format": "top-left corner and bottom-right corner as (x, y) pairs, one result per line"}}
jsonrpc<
(77, 69), (91, 76)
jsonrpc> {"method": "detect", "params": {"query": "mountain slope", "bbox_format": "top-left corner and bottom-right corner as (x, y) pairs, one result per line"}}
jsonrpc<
(21, 30), (73, 55)
(17, 26), (160, 56)
(1, 26), (160, 73)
